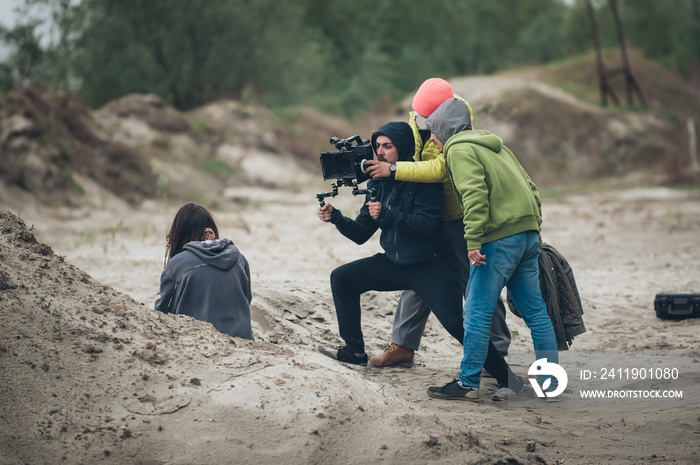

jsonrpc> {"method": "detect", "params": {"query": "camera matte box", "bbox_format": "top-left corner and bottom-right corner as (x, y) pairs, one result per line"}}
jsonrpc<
(654, 292), (700, 319)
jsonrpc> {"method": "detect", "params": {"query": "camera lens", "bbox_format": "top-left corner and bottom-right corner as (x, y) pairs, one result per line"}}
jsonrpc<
(360, 159), (368, 173)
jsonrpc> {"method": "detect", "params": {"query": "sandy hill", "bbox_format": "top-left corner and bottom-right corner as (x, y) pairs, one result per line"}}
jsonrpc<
(0, 89), (347, 210)
(0, 209), (520, 465)
(3, 183), (700, 464)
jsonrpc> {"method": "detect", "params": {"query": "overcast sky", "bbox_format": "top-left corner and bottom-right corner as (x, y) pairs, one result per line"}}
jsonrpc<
(0, 1), (17, 59)
(1, 0), (56, 59)
(0, 0), (20, 29)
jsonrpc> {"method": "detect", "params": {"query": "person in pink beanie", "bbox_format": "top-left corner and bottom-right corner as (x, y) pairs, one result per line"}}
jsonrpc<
(411, 78), (455, 121)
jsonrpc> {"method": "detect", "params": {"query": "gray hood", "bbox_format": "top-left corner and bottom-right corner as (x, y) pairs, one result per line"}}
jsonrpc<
(426, 98), (473, 145)
(183, 238), (240, 270)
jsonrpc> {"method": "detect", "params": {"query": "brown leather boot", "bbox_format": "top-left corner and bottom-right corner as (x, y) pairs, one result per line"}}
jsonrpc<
(369, 343), (414, 368)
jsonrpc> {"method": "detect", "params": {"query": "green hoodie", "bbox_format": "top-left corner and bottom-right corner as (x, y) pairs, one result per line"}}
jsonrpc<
(443, 129), (542, 250)
(427, 98), (542, 250)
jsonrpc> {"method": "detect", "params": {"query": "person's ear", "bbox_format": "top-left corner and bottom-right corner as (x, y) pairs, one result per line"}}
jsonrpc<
(202, 228), (215, 241)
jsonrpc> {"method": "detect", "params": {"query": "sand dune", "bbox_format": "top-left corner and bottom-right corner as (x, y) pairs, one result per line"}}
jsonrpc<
(2, 183), (699, 464)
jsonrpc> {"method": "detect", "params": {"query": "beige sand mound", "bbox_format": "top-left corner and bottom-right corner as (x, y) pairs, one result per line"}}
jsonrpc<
(0, 211), (519, 464)
(2, 185), (700, 464)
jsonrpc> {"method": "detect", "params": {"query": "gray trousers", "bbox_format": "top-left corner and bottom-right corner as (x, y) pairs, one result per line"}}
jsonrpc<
(391, 219), (511, 354)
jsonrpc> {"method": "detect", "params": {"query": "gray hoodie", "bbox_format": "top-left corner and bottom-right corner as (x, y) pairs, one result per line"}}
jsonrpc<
(426, 98), (472, 146)
(155, 238), (254, 340)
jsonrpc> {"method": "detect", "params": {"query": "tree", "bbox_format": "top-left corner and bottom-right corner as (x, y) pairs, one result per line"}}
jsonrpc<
(585, 0), (648, 107)
(608, 0), (645, 106)
(0, 22), (47, 88)
(1, 0), (695, 114)
(585, 0), (619, 106)
(617, 0), (700, 80)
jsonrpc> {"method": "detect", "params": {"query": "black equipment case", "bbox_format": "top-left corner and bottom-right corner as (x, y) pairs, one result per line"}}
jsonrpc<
(654, 292), (700, 319)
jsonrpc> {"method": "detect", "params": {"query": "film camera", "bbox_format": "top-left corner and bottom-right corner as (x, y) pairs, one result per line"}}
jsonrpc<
(316, 135), (376, 206)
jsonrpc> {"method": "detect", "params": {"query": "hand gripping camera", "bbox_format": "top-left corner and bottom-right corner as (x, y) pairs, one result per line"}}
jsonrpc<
(316, 135), (376, 206)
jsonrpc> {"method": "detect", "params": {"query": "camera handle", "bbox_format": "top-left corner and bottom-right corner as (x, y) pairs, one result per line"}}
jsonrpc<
(349, 179), (376, 201)
(352, 187), (377, 202)
(316, 179), (375, 206)
(316, 183), (339, 206)
(353, 186), (378, 220)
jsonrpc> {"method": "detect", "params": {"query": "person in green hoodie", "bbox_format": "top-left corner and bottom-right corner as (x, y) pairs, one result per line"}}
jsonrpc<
(424, 97), (559, 401)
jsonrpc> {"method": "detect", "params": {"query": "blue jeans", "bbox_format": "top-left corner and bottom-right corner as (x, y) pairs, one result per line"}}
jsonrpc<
(458, 231), (558, 388)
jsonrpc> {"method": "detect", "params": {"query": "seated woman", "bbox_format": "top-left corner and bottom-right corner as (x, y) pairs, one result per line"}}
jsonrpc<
(155, 203), (254, 340)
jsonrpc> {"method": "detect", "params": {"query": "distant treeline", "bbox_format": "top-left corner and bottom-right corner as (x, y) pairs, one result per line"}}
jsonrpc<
(1, 0), (698, 115)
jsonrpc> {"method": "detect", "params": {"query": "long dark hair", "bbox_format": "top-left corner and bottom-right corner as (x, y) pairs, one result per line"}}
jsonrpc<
(164, 203), (219, 266)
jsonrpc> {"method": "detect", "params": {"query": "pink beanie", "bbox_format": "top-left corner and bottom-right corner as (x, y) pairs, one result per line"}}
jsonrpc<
(411, 78), (454, 117)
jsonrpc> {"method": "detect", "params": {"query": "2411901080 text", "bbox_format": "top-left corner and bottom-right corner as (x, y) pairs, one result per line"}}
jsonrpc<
(580, 367), (680, 380)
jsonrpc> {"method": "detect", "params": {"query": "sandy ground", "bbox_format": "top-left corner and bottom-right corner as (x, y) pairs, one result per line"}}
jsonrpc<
(2, 182), (700, 464)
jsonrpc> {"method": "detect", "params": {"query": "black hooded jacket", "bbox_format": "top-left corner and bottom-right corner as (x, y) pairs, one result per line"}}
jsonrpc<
(329, 121), (453, 265)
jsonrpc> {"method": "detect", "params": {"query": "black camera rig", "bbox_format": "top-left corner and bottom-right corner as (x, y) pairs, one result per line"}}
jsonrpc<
(316, 135), (376, 206)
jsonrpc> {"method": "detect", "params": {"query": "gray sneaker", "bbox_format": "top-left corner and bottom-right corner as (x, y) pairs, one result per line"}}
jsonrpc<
(492, 386), (518, 401)
(427, 379), (479, 400)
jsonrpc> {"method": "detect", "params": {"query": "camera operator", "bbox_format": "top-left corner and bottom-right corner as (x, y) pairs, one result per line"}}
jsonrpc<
(317, 121), (465, 366)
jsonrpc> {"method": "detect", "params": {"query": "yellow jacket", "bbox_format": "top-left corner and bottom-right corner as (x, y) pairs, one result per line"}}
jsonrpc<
(395, 95), (474, 222)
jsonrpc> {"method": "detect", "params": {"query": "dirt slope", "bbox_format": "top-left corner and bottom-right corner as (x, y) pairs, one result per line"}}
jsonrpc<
(2, 181), (700, 464)
(0, 211), (517, 464)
